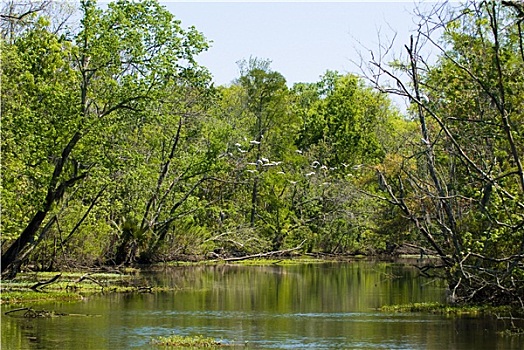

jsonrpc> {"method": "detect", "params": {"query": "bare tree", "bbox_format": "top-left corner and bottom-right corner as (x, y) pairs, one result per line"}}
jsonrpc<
(364, 1), (524, 308)
(1, 0), (76, 42)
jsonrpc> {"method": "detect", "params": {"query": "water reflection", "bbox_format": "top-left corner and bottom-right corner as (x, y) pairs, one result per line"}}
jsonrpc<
(2, 261), (522, 349)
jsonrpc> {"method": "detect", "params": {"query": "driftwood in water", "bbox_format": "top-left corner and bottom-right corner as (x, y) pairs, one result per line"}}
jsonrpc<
(4, 307), (99, 318)
(30, 273), (61, 291)
(4, 307), (31, 315)
(4, 307), (66, 318)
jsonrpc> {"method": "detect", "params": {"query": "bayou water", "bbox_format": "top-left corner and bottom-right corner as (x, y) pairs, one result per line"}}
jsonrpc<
(1, 261), (522, 349)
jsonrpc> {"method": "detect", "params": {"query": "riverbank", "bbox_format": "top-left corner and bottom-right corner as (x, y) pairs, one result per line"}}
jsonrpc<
(0, 270), (166, 304)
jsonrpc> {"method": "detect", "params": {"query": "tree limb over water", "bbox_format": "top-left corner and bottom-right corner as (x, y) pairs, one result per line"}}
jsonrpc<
(211, 240), (307, 262)
(362, 1), (524, 309)
(30, 274), (62, 291)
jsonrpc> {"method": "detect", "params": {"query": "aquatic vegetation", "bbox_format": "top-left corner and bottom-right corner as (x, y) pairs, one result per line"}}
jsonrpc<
(380, 302), (516, 316)
(151, 334), (222, 347)
(1, 290), (83, 304)
(0, 271), (165, 304)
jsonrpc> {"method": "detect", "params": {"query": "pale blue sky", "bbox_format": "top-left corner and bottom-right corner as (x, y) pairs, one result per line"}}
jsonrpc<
(163, 1), (429, 86)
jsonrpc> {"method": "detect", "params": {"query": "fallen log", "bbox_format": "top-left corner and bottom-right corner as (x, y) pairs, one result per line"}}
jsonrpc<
(4, 307), (30, 315)
(217, 240), (306, 262)
(4, 307), (66, 318)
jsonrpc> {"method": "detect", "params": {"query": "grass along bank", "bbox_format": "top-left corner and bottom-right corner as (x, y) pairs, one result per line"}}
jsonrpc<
(381, 302), (524, 336)
(0, 270), (165, 304)
(380, 302), (519, 316)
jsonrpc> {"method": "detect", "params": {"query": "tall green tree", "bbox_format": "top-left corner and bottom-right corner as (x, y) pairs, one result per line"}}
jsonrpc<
(235, 58), (293, 228)
(296, 71), (388, 168)
(206, 58), (307, 252)
(290, 72), (403, 253)
(1, 0), (210, 274)
(1, 16), (80, 273)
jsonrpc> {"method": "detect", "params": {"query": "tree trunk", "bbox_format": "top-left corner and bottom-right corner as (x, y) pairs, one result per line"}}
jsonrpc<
(1, 132), (83, 276)
(1, 211), (47, 274)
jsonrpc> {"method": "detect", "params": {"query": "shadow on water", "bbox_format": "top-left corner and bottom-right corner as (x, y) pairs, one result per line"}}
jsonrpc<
(2, 260), (523, 349)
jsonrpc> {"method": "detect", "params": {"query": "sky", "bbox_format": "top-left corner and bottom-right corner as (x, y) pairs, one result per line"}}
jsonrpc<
(162, 1), (431, 87)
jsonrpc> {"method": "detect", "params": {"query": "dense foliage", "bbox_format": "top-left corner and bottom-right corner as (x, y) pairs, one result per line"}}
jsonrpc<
(1, 1), (522, 308)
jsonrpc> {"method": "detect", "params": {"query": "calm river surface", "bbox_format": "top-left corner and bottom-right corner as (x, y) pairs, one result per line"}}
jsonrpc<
(2, 261), (523, 349)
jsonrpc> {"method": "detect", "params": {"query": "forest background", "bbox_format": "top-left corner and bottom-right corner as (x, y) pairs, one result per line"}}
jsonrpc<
(1, 0), (523, 308)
